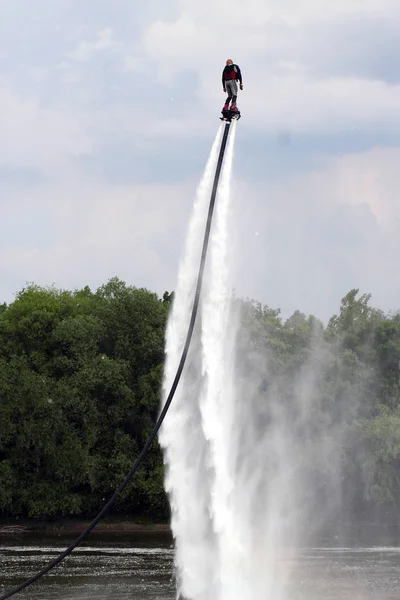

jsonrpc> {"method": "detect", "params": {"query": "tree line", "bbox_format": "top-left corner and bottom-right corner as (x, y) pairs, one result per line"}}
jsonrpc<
(0, 278), (399, 523)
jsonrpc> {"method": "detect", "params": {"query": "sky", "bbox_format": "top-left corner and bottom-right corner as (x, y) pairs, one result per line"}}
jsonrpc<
(1, 0), (400, 322)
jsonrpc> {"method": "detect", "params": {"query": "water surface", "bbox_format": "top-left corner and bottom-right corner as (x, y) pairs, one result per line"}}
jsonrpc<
(1, 534), (400, 599)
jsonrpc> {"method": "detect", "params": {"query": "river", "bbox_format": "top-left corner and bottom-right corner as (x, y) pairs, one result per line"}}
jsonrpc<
(1, 533), (400, 599)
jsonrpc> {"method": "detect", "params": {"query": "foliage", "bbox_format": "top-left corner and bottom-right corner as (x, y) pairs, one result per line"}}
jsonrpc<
(1, 280), (400, 522)
(0, 279), (171, 519)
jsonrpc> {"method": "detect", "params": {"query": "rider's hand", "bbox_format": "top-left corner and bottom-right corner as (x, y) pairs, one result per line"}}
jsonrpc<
(223, 88), (226, 93)
(240, 84), (243, 90)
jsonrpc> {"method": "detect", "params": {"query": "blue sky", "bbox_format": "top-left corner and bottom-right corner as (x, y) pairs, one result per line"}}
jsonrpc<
(1, 0), (400, 321)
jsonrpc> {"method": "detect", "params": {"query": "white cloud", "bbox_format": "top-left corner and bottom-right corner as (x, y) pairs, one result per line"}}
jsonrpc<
(2, 140), (400, 322)
(0, 150), (192, 301)
(0, 80), (92, 170)
(2, 0), (400, 320)
(68, 28), (116, 62)
(139, 0), (400, 133)
(234, 146), (400, 319)
(202, 74), (400, 133)
(124, 55), (145, 72)
(0, 170), (194, 301)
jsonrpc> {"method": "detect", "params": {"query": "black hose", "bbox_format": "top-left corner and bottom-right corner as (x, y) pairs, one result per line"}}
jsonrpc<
(0, 122), (232, 600)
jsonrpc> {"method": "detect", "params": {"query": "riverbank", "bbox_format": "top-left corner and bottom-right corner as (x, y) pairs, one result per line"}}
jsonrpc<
(0, 518), (171, 536)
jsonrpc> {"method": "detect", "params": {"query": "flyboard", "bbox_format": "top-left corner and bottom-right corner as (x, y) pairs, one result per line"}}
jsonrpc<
(220, 106), (241, 122)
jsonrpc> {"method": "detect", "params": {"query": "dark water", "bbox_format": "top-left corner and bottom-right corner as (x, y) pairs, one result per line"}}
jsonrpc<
(0, 533), (175, 600)
(1, 533), (400, 599)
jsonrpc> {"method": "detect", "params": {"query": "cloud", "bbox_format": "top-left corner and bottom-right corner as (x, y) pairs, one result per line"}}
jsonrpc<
(2, 138), (399, 324)
(0, 169), (194, 302)
(124, 55), (145, 72)
(0, 80), (92, 170)
(233, 145), (400, 320)
(67, 28), (116, 62)
(1, 0), (400, 321)
(138, 0), (400, 133)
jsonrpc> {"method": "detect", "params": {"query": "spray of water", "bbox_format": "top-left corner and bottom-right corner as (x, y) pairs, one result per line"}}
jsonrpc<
(159, 123), (226, 600)
(195, 122), (241, 600)
(160, 120), (345, 600)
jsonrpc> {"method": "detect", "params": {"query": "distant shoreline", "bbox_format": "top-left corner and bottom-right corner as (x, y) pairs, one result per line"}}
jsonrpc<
(0, 518), (172, 536)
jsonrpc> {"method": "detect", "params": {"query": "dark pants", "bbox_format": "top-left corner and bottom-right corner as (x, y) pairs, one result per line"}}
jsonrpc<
(224, 79), (238, 105)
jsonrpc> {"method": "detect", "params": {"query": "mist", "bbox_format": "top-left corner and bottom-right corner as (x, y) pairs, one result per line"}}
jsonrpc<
(159, 124), (400, 600)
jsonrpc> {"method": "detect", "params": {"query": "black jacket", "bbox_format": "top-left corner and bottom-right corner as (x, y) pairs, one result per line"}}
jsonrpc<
(222, 64), (242, 86)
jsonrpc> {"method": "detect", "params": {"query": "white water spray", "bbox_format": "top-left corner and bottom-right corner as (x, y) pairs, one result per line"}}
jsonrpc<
(160, 111), (358, 600)
(159, 121), (238, 600)
(160, 120), (295, 600)
(159, 123), (227, 600)
(195, 122), (241, 599)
